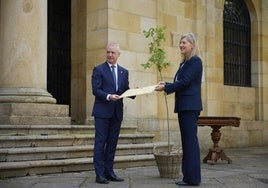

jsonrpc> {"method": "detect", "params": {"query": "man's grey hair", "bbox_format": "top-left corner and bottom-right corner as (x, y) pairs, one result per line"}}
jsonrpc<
(107, 42), (120, 52)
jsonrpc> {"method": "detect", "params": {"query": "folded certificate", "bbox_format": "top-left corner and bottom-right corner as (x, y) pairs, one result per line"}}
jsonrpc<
(120, 85), (157, 98)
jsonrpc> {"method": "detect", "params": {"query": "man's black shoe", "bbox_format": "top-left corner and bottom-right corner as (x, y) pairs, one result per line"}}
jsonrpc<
(176, 181), (199, 186)
(96, 176), (109, 184)
(106, 174), (124, 182)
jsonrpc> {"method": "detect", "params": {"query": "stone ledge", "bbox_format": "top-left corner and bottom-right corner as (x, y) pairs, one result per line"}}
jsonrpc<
(0, 155), (156, 178)
(0, 133), (155, 148)
(0, 124), (137, 135)
(0, 103), (71, 125)
(0, 103), (69, 116)
(0, 142), (169, 162)
(0, 116), (71, 125)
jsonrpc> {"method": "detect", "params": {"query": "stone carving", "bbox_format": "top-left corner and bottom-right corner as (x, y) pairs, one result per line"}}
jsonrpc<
(23, 0), (33, 13)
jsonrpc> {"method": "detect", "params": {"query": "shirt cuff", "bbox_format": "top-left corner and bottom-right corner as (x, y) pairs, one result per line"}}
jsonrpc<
(107, 94), (111, 101)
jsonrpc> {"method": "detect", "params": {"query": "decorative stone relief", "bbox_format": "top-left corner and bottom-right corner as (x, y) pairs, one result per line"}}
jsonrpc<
(23, 0), (33, 13)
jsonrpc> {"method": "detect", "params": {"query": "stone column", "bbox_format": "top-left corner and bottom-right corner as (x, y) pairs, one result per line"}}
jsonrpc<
(0, 0), (55, 103)
(0, 0), (70, 124)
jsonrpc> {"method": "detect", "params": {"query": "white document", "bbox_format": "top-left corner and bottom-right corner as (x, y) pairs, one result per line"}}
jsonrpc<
(120, 85), (157, 98)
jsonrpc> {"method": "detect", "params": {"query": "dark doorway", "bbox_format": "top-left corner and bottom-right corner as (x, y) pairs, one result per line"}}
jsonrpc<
(47, 0), (71, 107)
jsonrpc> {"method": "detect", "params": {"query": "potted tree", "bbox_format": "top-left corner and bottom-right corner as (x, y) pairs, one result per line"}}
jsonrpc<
(142, 26), (182, 179)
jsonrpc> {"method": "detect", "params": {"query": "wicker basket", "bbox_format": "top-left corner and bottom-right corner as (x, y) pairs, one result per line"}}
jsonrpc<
(154, 151), (182, 179)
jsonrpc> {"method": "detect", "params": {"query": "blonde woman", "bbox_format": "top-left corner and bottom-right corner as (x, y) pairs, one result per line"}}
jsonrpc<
(155, 33), (202, 186)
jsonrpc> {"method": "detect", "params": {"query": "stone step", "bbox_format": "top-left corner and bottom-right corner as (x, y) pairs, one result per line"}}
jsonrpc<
(0, 133), (155, 148)
(0, 123), (165, 178)
(0, 103), (71, 125)
(0, 154), (156, 178)
(0, 103), (69, 116)
(0, 125), (137, 135)
(0, 142), (169, 162)
(0, 116), (71, 125)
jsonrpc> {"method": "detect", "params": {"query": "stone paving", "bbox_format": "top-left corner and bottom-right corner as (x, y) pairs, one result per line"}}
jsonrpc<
(0, 146), (267, 188)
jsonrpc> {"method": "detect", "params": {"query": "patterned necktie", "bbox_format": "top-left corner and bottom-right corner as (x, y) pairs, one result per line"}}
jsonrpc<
(111, 65), (117, 89)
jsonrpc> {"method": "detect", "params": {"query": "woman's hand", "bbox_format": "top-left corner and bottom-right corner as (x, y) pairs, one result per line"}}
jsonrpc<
(155, 82), (165, 91)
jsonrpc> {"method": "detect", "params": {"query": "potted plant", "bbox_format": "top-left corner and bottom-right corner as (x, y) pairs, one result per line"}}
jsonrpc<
(142, 26), (182, 179)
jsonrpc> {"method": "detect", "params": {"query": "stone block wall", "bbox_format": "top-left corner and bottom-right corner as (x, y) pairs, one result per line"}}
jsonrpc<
(71, 0), (268, 148)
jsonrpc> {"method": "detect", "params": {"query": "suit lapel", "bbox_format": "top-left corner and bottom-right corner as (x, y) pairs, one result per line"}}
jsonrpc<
(179, 62), (186, 72)
(174, 62), (185, 81)
(117, 65), (123, 89)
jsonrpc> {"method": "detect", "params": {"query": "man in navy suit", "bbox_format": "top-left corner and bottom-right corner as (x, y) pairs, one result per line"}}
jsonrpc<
(91, 42), (134, 184)
(155, 33), (202, 186)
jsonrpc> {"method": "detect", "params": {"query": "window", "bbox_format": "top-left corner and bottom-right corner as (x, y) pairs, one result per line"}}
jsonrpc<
(223, 0), (251, 87)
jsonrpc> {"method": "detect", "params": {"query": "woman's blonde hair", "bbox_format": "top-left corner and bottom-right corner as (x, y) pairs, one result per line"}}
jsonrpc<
(180, 33), (200, 61)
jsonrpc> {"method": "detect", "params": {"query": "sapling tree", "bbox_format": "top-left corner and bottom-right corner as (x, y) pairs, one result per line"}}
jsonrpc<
(142, 26), (172, 153)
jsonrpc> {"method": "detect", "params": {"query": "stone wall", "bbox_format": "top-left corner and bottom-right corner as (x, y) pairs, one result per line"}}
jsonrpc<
(71, 0), (268, 148)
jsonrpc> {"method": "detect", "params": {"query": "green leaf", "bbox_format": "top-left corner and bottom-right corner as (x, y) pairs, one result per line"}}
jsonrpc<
(142, 26), (170, 74)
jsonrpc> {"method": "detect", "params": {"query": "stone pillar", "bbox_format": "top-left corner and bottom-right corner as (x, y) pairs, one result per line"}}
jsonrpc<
(0, 0), (55, 103)
(0, 0), (70, 125)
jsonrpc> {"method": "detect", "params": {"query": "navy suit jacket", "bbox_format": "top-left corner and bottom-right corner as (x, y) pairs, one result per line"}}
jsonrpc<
(91, 62), (130, 121)
(164, 56), (203, 113)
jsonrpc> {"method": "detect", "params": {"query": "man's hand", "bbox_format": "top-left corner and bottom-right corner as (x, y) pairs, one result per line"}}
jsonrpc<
(109, 94), (120, 101)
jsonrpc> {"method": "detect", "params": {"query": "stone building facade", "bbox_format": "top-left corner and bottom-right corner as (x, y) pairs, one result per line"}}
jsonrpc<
(0, 0), (267, 150)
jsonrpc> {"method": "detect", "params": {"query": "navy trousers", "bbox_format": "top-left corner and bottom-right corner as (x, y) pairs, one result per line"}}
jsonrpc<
(93, 115), (121, 177)
(178, 111), (201, 185)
